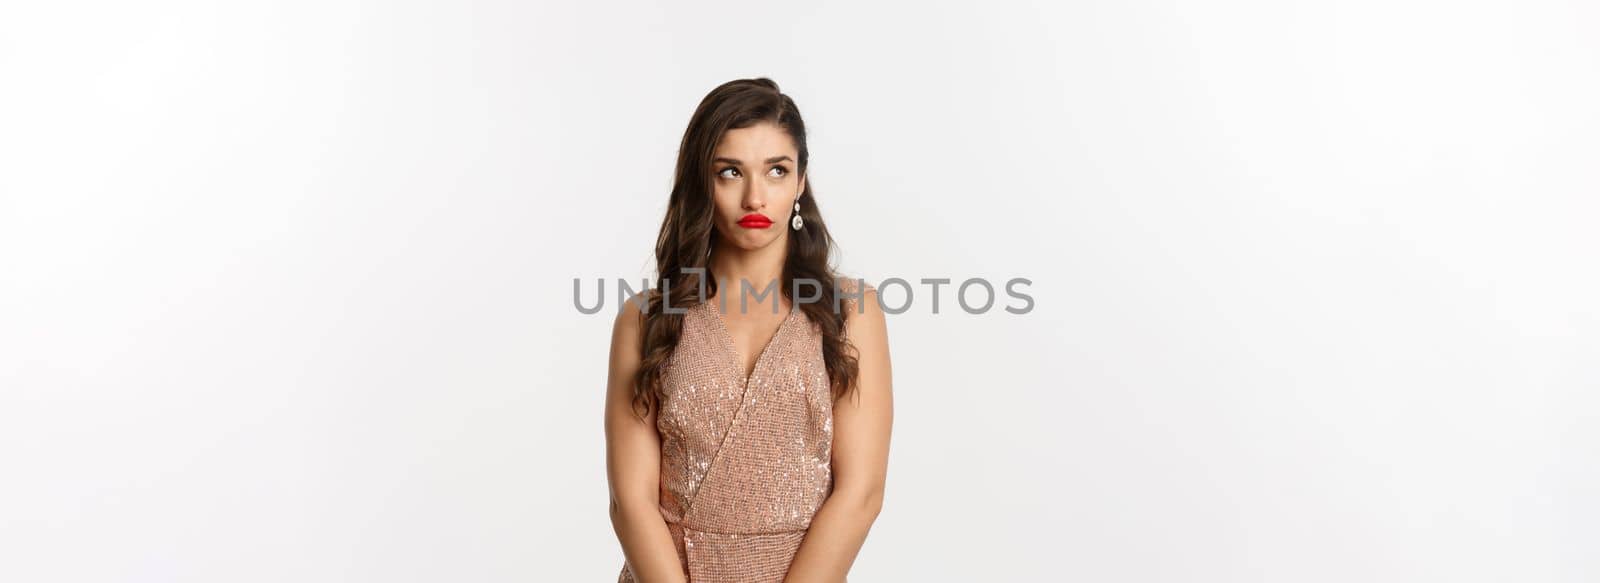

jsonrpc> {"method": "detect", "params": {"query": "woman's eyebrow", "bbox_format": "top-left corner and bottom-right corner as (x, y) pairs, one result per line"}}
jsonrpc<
(712, 155), (794, 166)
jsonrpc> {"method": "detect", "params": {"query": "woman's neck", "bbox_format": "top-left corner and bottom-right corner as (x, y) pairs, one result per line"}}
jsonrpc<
(708, 238), (787, 304)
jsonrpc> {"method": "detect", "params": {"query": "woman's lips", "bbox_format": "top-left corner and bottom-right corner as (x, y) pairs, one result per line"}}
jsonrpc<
(737, 214), (773, 229)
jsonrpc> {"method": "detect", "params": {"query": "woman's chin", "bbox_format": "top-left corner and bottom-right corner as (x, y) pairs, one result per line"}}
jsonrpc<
(717, 230), (783, 252)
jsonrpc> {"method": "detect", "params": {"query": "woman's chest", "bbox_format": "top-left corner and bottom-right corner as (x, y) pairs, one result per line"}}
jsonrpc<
(654, 305), (833, 446)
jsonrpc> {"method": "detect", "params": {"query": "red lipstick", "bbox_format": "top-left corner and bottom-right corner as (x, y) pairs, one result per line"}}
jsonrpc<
(737, 213), (773, 229)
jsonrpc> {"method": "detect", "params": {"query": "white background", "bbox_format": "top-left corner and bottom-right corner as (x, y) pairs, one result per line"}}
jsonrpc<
(2, 1), (1596, 581)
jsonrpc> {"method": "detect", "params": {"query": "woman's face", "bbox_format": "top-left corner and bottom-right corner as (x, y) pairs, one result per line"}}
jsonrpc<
(709, 121), (806, 253)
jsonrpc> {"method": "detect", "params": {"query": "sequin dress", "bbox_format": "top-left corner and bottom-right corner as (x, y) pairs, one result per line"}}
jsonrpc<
(617, 289), (852, 583)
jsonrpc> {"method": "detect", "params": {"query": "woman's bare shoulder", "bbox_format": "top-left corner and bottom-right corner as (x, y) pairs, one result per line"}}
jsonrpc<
(835, 275), (876, 294)
(612, 289), (656, 337)
(833, 275), (880, 319)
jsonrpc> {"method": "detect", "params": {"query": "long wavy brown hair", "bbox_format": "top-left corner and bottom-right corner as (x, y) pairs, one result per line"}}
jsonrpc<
(629, 77), (860, 419)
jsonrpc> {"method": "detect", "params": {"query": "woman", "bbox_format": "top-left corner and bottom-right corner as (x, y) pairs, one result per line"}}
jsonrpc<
(604, 78), (893, 583)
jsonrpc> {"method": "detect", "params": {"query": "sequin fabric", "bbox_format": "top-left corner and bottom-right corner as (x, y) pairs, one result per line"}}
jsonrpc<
(617, 285), (862, 583)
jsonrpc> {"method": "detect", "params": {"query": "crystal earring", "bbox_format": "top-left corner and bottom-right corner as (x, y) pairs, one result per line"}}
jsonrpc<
(791, 200), (804, 231)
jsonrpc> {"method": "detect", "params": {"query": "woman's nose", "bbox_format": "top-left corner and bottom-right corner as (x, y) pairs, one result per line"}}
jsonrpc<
(742, 183), (767, 210)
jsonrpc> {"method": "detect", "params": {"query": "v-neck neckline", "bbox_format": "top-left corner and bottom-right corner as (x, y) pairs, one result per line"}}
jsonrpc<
(703, 297), (798, 386)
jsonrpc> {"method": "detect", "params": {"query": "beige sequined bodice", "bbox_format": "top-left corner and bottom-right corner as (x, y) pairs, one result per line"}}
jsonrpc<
(618, 296), (837, 583)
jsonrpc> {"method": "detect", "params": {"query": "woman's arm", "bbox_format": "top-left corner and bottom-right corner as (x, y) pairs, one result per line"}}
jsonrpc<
(783, 287), (894, 583)
(605, 297), (688, 583)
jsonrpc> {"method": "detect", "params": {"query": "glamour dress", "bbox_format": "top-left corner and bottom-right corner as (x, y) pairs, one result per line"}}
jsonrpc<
(618, 285), (866, 583)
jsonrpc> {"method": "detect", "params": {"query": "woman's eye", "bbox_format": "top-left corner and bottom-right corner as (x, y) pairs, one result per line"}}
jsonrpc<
(717, 167), (739, 179)
(769, 166), (788, 178)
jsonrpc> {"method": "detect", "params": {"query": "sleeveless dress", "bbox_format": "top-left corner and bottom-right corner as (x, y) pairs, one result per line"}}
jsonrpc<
(617, 284), (863, 583)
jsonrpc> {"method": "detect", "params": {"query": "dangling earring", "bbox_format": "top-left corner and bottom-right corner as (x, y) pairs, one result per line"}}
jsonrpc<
(791, 200), (804, 231)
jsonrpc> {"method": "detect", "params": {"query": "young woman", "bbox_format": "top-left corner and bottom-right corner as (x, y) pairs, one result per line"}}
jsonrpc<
(604, 78), (893, 583)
